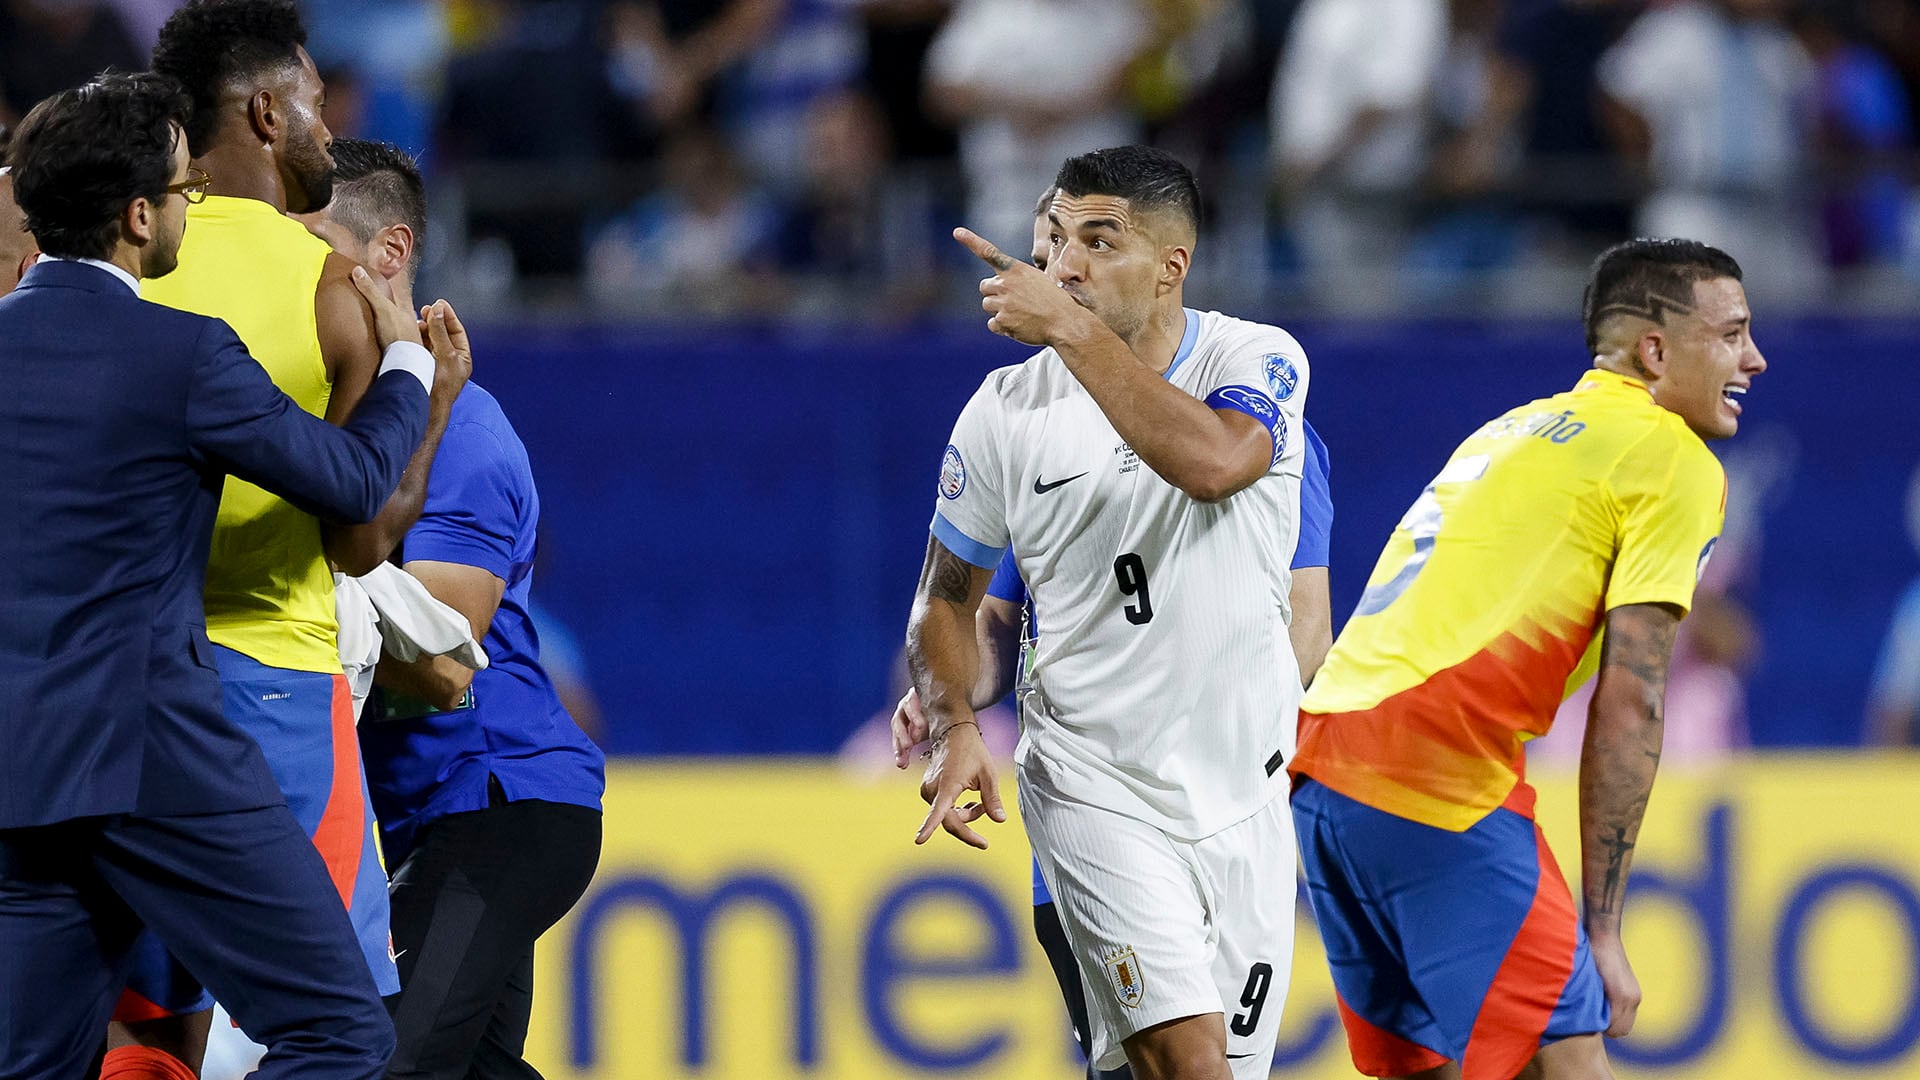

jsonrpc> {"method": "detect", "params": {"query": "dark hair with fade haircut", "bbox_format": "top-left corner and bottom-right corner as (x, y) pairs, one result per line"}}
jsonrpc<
(152, 0), (308, 156)
(325, 138), (426, 269)
(1581, 238), (1744, 354)
(10, 72), (192, 261)
(1032, 185), (1056, 219)
(1052, 146), (1201, 238)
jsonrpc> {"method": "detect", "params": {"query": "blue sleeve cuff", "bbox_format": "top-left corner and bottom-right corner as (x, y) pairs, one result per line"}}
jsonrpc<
(930, 512), (1006, 570)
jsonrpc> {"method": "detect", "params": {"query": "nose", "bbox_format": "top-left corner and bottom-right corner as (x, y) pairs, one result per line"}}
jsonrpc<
(1049, 240), (1086, 285)
(1745, 335), (1767, 375)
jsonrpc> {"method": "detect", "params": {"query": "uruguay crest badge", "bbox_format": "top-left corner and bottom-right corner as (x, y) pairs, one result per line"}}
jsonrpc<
(1104, 947), (1145, 1008)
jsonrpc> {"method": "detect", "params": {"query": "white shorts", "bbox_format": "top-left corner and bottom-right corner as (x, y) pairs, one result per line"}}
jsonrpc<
(1020, 770), (1297, 1079)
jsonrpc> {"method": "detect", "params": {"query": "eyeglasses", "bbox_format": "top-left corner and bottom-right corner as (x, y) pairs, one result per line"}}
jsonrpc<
(165, 167), (211, 204)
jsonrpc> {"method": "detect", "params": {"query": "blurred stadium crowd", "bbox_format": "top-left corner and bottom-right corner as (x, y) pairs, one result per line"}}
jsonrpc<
(5, 0), (1918, 317)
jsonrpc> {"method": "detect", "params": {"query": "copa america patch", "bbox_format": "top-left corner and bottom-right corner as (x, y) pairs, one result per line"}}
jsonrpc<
(1103, 946), (1145, 1009)
(1697, 536), (1718, 582)
(1263, 354), (1300, 401)
(939, 444), (967, 500)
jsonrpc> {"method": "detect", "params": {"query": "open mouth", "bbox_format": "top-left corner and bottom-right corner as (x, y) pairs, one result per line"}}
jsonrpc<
(1722, 385), (1747, 413)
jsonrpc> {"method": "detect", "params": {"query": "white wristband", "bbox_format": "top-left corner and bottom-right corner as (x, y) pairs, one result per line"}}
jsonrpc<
(377, 340), (434, 396)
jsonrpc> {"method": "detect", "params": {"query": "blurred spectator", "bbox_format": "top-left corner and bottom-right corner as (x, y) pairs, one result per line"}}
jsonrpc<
(1789, 1), (1915, 267)
(925, 0), (1149, 253)
(1269, 0), (1447, 305)
(777, 89), (891, 275)
(1867, 464), (1920, 745)
(853, 0), (956, 162)
(585, 126), (782, 310)
(0, 0), (144, 125)
(605, 0), (782, 142)
(726, 0), (867, 188)
(1597, 0), (1821, 296)
(304, 0), (449, 160)
(529, 599), (606, 746)
(1859, 0), (1920, 119)
(1477, 0), (1638, 247)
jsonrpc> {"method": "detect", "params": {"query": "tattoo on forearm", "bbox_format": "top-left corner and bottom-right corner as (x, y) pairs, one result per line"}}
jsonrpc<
(1596, 826), (1635, 915)
(1581, 603), (1680, 927)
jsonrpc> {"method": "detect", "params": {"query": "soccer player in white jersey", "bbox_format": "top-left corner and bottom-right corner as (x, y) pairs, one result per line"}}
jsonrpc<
(906, 146), (1312, 1080)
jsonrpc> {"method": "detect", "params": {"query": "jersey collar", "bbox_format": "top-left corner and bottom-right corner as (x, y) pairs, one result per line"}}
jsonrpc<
(1162, 308), (1201, 382)
(1575, 367), (1654, 399)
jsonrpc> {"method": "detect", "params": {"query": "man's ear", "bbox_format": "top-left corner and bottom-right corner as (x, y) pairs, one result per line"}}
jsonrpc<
(15, 249), (38, 282)
(123, 196), (157, 246)
(1160, 242), (1191, 294)
(376, 222), (415, 280)
(1636, 329), (1668, 379)
(247, 88), (280, 144)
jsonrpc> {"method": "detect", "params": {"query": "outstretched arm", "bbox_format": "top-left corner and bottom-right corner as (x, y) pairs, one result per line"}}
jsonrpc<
(1579, 600), (1682, 1038)
(905, 535), (1004, 848)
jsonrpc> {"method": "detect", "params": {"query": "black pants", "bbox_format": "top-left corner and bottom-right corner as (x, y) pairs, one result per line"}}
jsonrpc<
(383, 789), (601, 1080)
(1034, 901), (1134, 1080)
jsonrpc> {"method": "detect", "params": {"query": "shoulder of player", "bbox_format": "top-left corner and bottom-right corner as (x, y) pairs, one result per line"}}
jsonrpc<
(977, 354), (1045, 399)
(312, 253), (377, 325)
(1191, 309), (1309, 372)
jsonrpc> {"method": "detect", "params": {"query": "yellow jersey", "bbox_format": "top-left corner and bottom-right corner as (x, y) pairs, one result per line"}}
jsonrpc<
(1293, 369), (1725, 831)
(143, 195), (340, 673)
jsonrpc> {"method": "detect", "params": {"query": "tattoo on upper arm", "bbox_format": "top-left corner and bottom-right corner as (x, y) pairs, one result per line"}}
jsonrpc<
(1601, 603), (1680, 692)
(920, 539), (975, 605)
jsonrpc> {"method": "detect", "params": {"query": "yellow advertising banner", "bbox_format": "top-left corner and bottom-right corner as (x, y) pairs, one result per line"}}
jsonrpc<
(522, 756), (1920, 1079)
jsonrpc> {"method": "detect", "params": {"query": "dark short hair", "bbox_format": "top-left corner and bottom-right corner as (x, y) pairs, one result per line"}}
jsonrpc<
(1581, 239), (1744, 353)
(9, 73), (192, 261)
(1052, 146), (1201, 237)
(152, 0), (308, 156)
(0, 124), (12, 161)
(1031, 186), (1056, 219)
(326, 138), (427, 268)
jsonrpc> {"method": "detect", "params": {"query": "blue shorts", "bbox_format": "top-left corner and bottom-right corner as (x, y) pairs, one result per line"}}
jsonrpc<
(1032, 854), (1051, 906)
(1293, 778), (1608, 1080)
(116, 647), (398, 1019)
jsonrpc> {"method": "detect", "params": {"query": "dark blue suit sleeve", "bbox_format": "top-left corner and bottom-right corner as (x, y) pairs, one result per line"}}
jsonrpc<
(184, 319), (428, 524)
(1293, 421), (1333, 570)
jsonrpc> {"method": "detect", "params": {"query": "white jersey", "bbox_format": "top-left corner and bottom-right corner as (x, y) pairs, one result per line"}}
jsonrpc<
(932, 308), (1310, 839)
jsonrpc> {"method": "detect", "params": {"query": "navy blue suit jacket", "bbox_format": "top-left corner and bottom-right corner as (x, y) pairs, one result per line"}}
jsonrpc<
(0, 260), (429, 828)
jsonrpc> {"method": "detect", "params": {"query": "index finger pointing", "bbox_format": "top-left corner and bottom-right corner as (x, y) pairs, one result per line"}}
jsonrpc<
(953, 227), (1017, 273)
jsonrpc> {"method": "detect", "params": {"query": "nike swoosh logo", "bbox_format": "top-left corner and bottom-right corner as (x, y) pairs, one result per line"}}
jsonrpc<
(1033, 472), (1089, 494)
(1227, 1053), (1257, 1059)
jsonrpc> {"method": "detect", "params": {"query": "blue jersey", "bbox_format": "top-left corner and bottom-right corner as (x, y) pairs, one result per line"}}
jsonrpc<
(1025, 421), (1333, 903)
(360, 383), (606, 862)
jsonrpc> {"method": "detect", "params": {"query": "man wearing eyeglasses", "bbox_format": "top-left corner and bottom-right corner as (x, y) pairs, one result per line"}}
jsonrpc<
(106, 2), (465, 1074)
(0, 72), (456, 1080)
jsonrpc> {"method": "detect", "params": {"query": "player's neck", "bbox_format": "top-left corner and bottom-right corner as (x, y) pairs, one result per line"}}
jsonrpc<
(196, 140), (291, 212)
(1127, 303), (1188, 375)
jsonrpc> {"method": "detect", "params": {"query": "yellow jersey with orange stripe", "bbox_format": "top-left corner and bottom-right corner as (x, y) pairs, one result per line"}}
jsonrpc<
(1292, 369), (1725, 831)
(142, 196), (341, 673)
